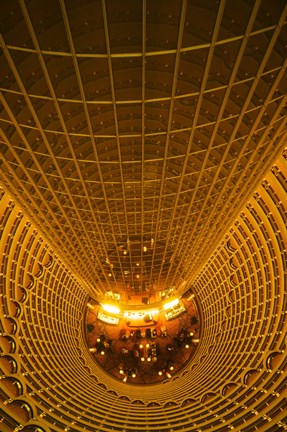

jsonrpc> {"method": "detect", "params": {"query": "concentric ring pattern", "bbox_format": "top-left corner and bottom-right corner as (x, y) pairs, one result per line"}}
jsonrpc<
(0, 152), (286, 431)
(0, 0), (287, 431)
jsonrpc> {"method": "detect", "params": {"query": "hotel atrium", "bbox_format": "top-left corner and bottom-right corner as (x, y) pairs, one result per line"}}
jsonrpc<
(0, 0), (287, 430)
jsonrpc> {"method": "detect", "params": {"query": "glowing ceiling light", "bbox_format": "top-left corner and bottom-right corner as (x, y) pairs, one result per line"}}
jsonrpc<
(149, 309), (159, 315)
(101, 304), (120, 315)
(163, 298), (179, 310)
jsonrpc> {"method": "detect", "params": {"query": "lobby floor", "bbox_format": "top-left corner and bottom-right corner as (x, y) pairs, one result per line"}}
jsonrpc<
(86, 297), (200, 385)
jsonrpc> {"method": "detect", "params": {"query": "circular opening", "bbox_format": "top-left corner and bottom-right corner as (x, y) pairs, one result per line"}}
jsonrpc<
(86, 294), (200, 384)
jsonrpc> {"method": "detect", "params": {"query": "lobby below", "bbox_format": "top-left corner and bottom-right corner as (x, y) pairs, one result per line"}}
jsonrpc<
(86, 292), (200, 385)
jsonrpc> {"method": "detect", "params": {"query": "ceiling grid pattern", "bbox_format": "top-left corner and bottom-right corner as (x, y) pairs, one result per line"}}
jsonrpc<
(1, 0), (287, 298)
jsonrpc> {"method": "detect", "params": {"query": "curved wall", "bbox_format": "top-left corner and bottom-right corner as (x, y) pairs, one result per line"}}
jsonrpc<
(1, 149), (286, 431)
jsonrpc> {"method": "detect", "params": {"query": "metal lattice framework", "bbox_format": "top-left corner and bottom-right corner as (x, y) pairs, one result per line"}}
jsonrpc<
(1, 0), (287, 300)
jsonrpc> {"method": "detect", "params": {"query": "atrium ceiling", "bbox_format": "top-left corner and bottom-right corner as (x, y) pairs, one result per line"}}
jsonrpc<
(1, 0), (287, 299)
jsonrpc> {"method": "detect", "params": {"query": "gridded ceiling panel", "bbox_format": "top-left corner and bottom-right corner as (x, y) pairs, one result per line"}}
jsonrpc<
(0, 0), (287, 299)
